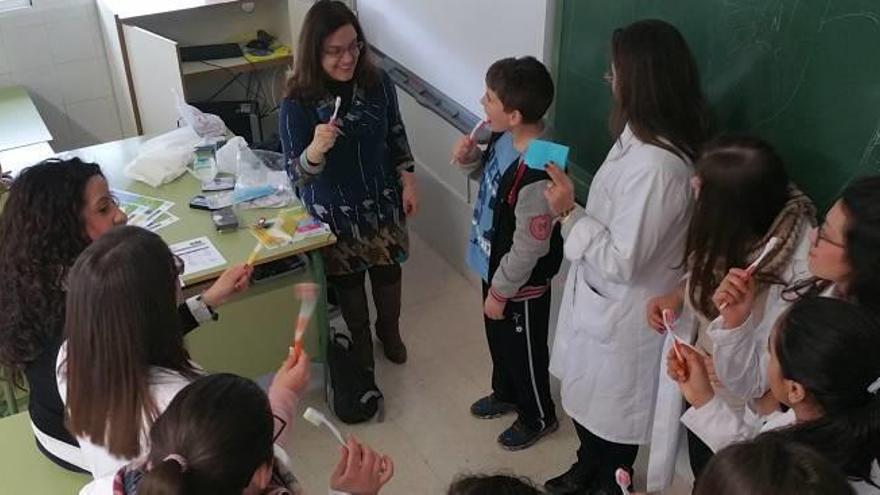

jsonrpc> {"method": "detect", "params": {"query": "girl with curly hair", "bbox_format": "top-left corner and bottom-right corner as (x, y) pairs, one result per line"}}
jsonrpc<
(0, 158), (251, 472)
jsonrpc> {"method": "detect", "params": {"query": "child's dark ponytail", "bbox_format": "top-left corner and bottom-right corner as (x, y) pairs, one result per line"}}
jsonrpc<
(139, 456), (189, 495)
(773, 297), (880, 486)
(138, 374), (275, 495)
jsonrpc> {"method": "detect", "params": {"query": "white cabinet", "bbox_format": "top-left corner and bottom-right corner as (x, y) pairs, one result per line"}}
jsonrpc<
(97, 0), (294, 137)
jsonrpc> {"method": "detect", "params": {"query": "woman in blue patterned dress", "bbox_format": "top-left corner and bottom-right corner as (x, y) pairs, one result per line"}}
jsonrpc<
(281, 1), (418, 369)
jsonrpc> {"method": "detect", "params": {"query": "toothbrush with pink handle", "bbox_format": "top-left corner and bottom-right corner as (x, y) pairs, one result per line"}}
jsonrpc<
(719, 236), (780, 310)
(663, 309), (709, 360)
(662, 309), (684, 362)
(292, 283), (320, 358)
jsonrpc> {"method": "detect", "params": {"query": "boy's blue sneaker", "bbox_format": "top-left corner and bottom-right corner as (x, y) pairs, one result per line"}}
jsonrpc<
(470, 394), (517, 419)
(498, 417), (559, 451)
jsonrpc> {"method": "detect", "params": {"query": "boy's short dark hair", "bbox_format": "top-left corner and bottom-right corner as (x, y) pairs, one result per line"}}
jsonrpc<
(486, 56), (554, 124)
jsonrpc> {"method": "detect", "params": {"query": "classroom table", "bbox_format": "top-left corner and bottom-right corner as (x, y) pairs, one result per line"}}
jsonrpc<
(0, 134), (337, 495)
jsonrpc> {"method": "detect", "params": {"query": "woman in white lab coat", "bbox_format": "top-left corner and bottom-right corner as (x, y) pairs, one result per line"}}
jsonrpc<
(644, 136), (816, 491)
(542, 20), (709, 494)
(669, 296), (880, 494)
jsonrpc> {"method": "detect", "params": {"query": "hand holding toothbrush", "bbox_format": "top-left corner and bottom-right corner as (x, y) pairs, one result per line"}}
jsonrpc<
(450, 119), (487, 165)
(200, 263), (253, 308)
(272, 346), (311, 396)
(713, 236), (779, 328)
(304, 404), (394, 495)
(306, 97), (343, 164)
(712, 267), (758, 329)
(646, 287), (684, 334)
(666, 343), (715, 408)
(330, 437), (394, 495)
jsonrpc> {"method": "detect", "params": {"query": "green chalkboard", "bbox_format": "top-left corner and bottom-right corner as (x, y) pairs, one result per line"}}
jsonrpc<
(554, 0), (880, 210)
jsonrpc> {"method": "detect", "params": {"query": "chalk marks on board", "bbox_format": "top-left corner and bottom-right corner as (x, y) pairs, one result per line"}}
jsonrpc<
(857, 116), (880, 172)
(818, 0), (880, 33)
(717, 0), (815, 127)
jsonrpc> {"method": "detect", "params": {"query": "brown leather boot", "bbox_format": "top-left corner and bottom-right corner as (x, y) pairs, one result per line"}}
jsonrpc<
(370, 265), (406, 364)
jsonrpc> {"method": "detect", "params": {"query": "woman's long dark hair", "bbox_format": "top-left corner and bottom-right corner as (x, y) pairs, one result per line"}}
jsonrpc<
(695, 433), (854, 495)
(64, 226), (198, 458)
(773, 296), (880, 486)
(286, 0), (379, 103)
(784, 175), (880, 311)
(609, 19), (709, 161)
(840, 175), (880, 312)
(0, 158), (102, 369)
(138, 374), (275, 495)
(684, 135), (790, 317)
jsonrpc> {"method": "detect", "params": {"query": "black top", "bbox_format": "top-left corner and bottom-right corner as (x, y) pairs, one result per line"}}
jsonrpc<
(486, 134), (564, 287)
(25, 304), (200, 457)
(326, 80), (355, 117)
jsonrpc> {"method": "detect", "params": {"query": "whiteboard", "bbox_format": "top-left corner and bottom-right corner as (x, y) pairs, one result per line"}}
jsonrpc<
(358, 0), (552, 117)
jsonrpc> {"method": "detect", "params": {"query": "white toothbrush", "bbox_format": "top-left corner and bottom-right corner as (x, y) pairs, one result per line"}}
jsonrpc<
(450, 118), (488, 164)
(468, 118), (488, 140)
(330, 96), (342, 123)
(719, 236), (780, 310)
(303, 407), (345, 445)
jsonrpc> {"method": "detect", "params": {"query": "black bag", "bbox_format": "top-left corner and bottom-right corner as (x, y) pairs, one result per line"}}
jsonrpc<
(325, 330), (383, 424)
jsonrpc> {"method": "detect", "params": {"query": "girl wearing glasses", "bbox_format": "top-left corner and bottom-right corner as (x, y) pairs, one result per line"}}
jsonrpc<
(706, 174), (880, 403)
(0, 160), (251, 474)
(644, 135), (816, 490)
(281, 1), (417, 378)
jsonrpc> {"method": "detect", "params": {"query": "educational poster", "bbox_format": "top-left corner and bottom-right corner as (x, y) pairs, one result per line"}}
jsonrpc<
(112, 189), (178, 232)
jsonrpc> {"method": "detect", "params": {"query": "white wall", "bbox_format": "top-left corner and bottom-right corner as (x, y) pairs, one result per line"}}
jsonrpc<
(359, 0), (552, 116)
(0, 0), (124, 151)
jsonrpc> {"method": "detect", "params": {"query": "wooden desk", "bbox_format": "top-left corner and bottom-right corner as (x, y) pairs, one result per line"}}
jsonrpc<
(182, 54), (293, 79)
(58, 136), (335, 375)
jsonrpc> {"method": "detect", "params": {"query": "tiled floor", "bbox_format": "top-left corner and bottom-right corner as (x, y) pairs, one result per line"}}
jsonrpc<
(285, 234), (691, 494)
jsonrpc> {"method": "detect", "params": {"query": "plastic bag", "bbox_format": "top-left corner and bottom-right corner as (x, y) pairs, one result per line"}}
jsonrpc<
(174, 91), (226, 138)
(234, 148), (295, 209)
(215, 136), (248, 174)
(125, 127), (200, 187)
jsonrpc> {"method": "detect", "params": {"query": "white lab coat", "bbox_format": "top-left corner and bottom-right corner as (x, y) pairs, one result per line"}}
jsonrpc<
(549, 125), (693, 445)
(708, 240), (821, 401)
(681, 396), (880, 495)
(646, 229), (813, 491)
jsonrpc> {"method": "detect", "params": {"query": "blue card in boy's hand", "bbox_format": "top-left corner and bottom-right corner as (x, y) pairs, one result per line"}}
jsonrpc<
(523, 140), (569, 171)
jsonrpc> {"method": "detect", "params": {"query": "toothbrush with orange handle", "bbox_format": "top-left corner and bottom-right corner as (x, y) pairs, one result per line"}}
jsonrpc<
(292, 283), (320, 358)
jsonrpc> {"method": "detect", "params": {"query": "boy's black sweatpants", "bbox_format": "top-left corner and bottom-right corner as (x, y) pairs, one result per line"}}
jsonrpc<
(482, 283), (556, 430)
